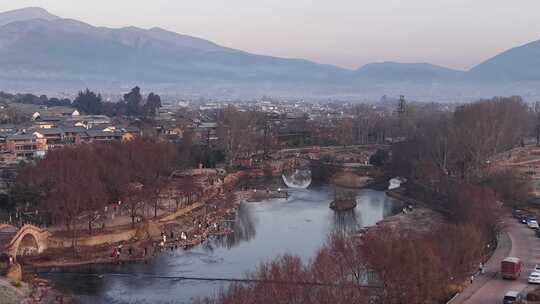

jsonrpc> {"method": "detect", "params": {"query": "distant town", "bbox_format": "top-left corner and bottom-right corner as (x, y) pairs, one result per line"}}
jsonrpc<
(0, 89), (439, 165)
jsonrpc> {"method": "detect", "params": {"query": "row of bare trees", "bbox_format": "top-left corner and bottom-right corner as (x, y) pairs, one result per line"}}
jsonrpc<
(216, 106), (276, 163)
(393, 96), (530, 180)
(14, 137), (180, 234)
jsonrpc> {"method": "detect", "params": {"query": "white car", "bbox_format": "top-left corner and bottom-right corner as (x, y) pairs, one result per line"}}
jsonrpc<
(528, 220), (539, 229)
(529, 272), (540, 284)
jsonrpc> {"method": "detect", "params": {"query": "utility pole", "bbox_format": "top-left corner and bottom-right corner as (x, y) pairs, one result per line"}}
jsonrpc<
(397, 95), (408, 139)
(397, 95), (406, 116)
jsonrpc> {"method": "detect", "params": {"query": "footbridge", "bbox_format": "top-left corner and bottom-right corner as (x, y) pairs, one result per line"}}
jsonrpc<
(1, 224), (50, 260)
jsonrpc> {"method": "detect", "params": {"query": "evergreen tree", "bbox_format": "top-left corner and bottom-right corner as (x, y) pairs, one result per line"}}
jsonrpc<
(73, 89), (103, 114)
(144, 92), (162, 117)
(124, 86), (143, 116)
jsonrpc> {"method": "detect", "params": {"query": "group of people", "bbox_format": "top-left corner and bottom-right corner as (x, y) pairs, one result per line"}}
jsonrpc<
(154, 216), (224, 253)
(155, 230), (192, 252)
(105, 192), (234, 262)
(110, 244), (134, 260)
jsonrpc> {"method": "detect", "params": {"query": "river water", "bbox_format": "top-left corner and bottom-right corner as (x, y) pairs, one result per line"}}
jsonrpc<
(42, 183), (400, 304)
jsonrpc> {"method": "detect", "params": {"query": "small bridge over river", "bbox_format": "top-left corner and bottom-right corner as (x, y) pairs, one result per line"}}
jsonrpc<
(1, 224), (50, 260)
(281, 156), (382, 183)
(277, 145), (387, 178)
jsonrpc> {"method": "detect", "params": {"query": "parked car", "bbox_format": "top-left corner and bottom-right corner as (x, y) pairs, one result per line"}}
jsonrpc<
(529, 272), (540, 284)
(528, 219), (539, 229)
(520, 216), (529, 224)
(504, 291), (524, 304)
(513, 209), (523, 219)
(501, 257), (523, 280)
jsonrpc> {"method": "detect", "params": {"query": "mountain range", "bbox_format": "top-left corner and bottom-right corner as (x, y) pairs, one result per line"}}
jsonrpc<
(0, 7), (539, 100)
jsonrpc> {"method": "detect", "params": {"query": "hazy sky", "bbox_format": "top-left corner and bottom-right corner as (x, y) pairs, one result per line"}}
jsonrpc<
(1, 0), (540, 70)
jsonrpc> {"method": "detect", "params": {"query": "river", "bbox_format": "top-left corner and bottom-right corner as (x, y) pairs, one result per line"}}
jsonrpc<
(41, 183), (400, 304)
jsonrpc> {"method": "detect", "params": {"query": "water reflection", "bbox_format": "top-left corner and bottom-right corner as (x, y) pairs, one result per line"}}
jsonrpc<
(331, 209), (359, 235)
(282, 169), (312, 189)
(211, 203), (257, 249)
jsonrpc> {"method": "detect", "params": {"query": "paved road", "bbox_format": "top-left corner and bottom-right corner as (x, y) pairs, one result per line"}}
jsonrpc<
(454, 216), (538, 303)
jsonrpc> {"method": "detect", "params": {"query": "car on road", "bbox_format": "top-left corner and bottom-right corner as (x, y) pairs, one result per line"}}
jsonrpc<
(528, 219), (539, 229)
(503, 291), (524, 304)
(520, 216), (529, 224)
(529, 272), (540, 284)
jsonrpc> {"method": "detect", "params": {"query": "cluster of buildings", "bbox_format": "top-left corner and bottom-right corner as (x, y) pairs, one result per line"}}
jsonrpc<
(0, 105), (140, 163)
(154, 98), (394, 150)
(0, 96), (410, 163)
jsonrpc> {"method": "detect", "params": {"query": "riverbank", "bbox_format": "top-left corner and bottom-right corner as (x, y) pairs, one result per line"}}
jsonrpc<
(23, 190), (250, 269)
(26, 183), (296, 270)
(360, 187), (442, 234)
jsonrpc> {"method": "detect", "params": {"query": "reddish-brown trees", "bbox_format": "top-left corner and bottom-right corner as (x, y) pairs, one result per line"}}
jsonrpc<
(14, 137), (180, 231)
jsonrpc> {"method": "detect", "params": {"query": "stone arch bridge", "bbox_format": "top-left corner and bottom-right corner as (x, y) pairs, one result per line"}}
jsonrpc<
(282, 156), (381, 182)
(1, 224), (50, 260)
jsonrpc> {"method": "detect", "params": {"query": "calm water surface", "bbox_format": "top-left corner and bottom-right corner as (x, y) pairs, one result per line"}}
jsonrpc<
(43, 185), (400, 304)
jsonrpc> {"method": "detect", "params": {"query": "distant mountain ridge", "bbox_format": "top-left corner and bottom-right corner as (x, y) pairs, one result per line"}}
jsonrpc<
(0, 7), (58, 26)
(0, 7), (539, 99)
(467, 39), (540, 83)
(355, 62), (463, 83)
